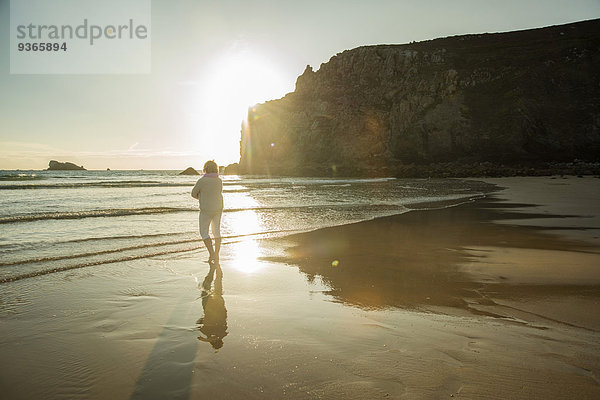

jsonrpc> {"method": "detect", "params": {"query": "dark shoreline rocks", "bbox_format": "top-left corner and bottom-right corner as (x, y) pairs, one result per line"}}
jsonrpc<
(390, 161), (600, 179)
(249, 160), (600, 178)
(223, 163), (239, 175)
(179, 167), (200, 175)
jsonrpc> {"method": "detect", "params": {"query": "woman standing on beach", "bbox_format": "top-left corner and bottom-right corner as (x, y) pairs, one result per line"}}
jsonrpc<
(191, 160), (223, 265)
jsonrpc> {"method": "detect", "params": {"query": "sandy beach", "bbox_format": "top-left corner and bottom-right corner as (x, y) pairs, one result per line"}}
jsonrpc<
(1, 176), (599, 399)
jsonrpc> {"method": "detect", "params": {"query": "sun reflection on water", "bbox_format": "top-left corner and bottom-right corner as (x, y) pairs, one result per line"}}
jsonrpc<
(225, 192), (265, 274)
(229, 238), (263, 274)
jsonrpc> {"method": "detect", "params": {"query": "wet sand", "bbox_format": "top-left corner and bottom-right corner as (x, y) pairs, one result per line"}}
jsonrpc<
(1, 176), (599, 399)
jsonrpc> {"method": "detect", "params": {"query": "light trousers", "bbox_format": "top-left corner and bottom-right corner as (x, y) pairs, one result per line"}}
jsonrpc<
(199, 210), (222, 239)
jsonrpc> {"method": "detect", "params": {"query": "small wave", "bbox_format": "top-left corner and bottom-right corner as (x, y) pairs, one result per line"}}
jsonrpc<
(0, 177), (398, 190)
(0, 207), (190, 224)
(0, 238), (200, 267)
(0, 228), (300, 267)
(321, 184), (352, 187)
(224, 203), (405, 213)
(0, 174), (44, 181)
(0, 203), (410, 225)
(223, 188), (250, 193)
(46, 231), (195, 245)
(0, 181), (194, 190)
(397, 185), (427, 190)
(0, 246), (201, 284)
(0, 231), (194, 251)
(0, 229), (302, 284)
(226, 177), (396, 187)
(0, 203), (401, 226)
(404, 194), (486, 210)
(0, 203), (408, 225)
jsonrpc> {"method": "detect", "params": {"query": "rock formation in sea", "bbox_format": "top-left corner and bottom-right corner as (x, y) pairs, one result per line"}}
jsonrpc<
(47, 160), (86, 171)
(179, 167), (200, 175)
(223, 163), (239, 175)
(240, 19), (600, 176)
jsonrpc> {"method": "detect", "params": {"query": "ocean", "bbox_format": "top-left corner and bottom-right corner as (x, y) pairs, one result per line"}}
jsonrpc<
(0, 170), (494, 283)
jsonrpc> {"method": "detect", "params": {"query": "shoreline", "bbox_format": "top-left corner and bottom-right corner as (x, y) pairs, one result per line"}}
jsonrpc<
(272, 176), (600, 318)
(237, 163), (600, 179)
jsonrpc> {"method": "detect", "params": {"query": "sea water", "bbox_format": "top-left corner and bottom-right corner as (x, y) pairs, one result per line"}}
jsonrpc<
(0, 170), (494, 283)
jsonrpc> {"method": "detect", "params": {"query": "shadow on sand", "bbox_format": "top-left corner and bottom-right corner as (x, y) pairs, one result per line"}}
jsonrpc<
(130, 263), (228, 399)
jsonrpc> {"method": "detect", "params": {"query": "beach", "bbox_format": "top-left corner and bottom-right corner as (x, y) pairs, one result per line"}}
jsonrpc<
(1, 176), (599, 399)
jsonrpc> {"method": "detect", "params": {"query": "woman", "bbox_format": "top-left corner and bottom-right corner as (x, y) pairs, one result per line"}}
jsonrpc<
(191, 160), (223, 264)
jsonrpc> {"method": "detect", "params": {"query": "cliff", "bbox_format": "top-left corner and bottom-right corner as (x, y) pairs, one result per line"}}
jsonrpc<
(240, 19), (600, 176)
(47, 160), (86, 171)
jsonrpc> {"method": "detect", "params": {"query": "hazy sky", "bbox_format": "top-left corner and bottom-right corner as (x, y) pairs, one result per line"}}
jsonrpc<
(1, 0), (599, 170)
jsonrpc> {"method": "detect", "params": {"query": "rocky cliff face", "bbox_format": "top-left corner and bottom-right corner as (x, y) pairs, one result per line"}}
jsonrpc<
(240, 19), (600, 176)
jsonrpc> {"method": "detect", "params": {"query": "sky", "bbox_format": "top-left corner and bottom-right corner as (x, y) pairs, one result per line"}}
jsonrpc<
(1, 0), (599, 170)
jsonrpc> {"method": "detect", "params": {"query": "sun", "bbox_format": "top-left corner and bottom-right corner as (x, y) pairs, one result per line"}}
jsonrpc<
(189, 48), (293, 165)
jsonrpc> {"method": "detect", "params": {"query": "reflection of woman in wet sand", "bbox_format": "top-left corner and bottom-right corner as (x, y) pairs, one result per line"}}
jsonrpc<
(197, 263), (228, 349)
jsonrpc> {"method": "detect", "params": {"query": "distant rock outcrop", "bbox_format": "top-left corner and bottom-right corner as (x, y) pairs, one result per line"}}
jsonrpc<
(47, 160), (86, 171)
(223, 163), (239, 175)
(240, 19), (600, 176)
(179, 167), (200, 175)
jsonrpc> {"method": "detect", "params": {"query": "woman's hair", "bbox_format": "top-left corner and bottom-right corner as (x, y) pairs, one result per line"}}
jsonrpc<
(203, 160), (219, 173)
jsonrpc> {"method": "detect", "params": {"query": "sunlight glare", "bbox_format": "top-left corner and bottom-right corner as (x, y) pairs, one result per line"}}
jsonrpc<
(190, 48), (293, 164)
(228, 208), (265, 274)
(230, 238), (263, 274)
